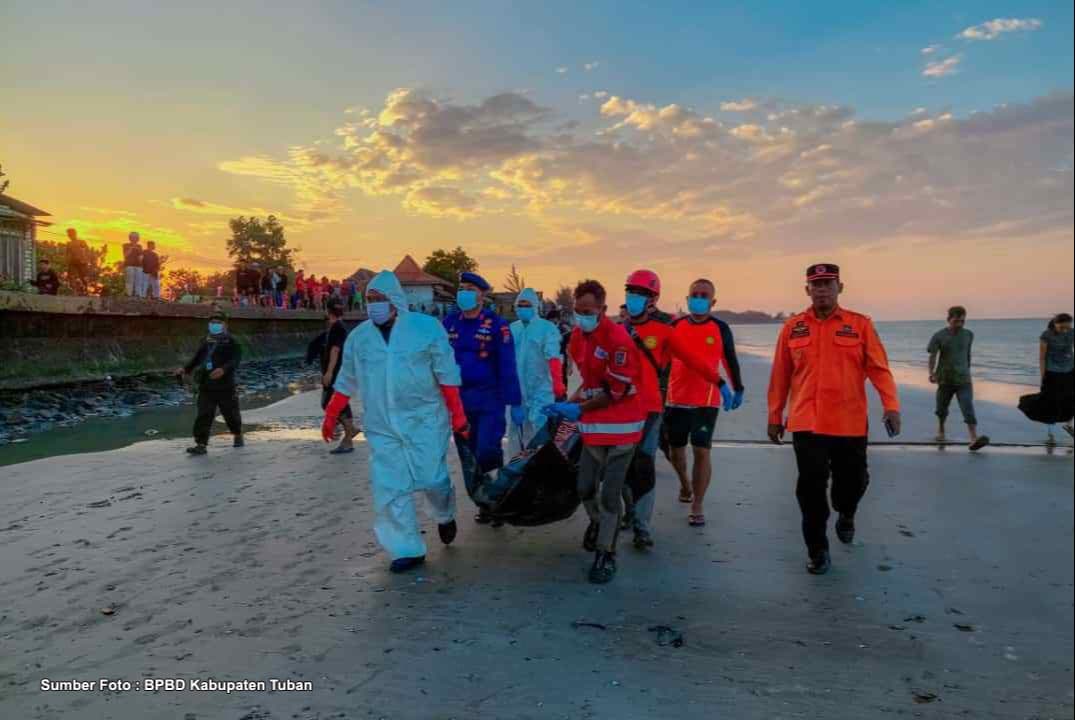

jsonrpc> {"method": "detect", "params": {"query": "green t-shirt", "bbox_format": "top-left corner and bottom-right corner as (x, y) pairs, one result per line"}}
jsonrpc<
(928, 327), (973, 385)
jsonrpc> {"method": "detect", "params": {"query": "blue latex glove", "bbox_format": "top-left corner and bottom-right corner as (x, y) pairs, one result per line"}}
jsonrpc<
(510, 405), (528, 427)
(720, 383), (734, 411)
(542, 402), (582, 422)
(731, 389), (744, 410)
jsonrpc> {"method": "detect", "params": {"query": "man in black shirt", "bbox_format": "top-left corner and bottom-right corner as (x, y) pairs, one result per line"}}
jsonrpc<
(32, 259), (60, 295)
(321, 300), (357, 453)
(141, 240), (161, 299)
(175, 309), (243, 455)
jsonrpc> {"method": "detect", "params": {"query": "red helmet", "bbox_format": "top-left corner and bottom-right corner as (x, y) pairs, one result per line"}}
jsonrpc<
(625, 269), (661, 297)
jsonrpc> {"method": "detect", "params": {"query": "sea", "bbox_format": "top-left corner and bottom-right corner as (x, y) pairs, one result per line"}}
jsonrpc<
(731, 318), (1049, 406)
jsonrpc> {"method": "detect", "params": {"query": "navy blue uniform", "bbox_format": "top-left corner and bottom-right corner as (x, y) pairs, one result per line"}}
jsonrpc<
(444, 308), (523, 473)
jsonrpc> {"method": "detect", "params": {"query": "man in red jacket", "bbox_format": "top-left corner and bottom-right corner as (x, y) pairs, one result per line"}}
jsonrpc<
(544, 279), (645, 584)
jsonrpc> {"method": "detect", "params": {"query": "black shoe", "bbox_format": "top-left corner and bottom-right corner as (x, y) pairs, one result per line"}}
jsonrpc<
(620, 506), (635, 531)
(233, 435), (244, 448)
(835, 514), (855, 544)
(589, 551), (617, 584)
(438, 520), (457, 545)
(632, 529), (654, 550)
(474, 509), (492, 524)
(806, 550), (831, 575)
(186, 444), (207, 455)
(389, 556), (426, 573)
(582, 521), (599, 552)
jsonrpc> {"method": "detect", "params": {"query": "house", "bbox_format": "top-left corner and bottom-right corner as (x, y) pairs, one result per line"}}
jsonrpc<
(0, 193), (50, 284)
(391, 255), (455, 314)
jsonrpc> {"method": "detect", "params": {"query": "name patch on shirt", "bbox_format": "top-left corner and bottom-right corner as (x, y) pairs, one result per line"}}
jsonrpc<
(835, 324), (860, 339)
(790, 321), (810, 339)
(594, 346), (609, 360)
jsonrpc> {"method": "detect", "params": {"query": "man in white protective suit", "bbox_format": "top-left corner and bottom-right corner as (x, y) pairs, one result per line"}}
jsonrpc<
(321, 270), (470, 573)
(506, 288), (567, 456)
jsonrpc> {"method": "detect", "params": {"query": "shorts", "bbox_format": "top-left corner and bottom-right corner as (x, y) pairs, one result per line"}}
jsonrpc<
(321, 387), (353, 420)
(664, 406), (719, 448)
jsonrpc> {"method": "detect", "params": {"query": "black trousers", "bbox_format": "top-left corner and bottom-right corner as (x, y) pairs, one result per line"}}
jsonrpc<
(792, 432), (869, 554)
(193, 387), (243, 445)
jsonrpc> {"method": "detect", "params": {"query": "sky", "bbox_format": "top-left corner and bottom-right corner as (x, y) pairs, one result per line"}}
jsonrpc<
(2, 0), (1072, 319)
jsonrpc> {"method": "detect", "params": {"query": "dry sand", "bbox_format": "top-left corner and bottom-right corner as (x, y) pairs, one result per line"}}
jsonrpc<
(1, 355), (1072, 719)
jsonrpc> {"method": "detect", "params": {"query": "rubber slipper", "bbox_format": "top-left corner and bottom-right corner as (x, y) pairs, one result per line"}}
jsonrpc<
(678, 490), (693, 503)
(969, 436), (990, 452)
(688, 514), (706, 527)
(329, 446), (355, 454)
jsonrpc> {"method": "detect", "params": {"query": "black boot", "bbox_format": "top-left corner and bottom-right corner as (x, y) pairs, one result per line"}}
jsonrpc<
(474, 508), (492, 524)
(233, 435), (245, 448)
(438, 519), (457, 545)
(186, 444), (207, 456)
(589, 551), (617, 584)
(835, 514), (855, 544)
(390, 556), (426, 573)
(582, 521), (599, 552)
(806, 550), (831, 575)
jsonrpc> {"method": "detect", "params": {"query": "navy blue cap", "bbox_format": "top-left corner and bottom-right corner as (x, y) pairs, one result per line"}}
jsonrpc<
(459, 271), (491, 291)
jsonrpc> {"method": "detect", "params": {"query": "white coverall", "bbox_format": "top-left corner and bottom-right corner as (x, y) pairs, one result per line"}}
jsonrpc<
(334, 271), (462, 559)
(506, 288), (563, 456)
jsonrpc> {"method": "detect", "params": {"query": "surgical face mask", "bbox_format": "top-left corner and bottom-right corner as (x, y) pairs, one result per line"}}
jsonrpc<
(368, 301), (392, 325)
(456, 289), (479, 312)
(575, 312), (599, 333)
(625, 292), (649, 318)
(517, 306), (535, 323)
(687, 297), (711, 316)
(208, 321), (225, 335)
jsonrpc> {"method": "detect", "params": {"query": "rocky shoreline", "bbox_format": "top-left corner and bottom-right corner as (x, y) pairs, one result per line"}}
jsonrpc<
(0, 358), (319, 445)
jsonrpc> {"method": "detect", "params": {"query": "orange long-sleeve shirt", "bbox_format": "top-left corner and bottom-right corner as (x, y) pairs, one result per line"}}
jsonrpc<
(767, 306), (900, 437)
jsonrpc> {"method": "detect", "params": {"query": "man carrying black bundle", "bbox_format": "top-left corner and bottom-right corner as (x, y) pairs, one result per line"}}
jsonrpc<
(175, 308), (244, 455)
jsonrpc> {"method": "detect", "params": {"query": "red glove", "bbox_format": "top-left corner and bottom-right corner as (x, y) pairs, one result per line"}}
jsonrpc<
(549, 358), (566, 399)
(321, 391), (350, 442)
(439, 385), (468, 436)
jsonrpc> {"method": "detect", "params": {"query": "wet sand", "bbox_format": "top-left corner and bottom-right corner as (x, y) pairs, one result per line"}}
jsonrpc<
(1, 357), (1072, 719)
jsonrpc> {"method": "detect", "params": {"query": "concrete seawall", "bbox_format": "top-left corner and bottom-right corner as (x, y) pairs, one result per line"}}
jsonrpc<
(0, 291), (361, 390)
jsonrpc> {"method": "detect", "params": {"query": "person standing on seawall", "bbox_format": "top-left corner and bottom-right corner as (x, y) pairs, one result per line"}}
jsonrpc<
(767, 263), (900, 575)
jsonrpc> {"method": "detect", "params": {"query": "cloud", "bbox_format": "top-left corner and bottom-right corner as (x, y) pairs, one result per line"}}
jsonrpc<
(920, 44), (940, 55)
(959, 17), (1042, 41)
(555, 66), (568, 74)
(922, 55), (961, 77)
(583, 61), (600, 71)
(593, 91), (609, 99)
(218, 87), (1072, 261)
(720, 98), (757, 112)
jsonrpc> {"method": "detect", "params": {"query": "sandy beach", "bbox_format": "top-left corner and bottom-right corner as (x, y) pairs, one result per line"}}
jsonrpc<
(1, 354), (1072, 719)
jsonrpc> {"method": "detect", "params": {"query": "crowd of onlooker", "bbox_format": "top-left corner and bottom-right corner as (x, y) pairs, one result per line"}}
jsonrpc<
(232, 262), (359, 311)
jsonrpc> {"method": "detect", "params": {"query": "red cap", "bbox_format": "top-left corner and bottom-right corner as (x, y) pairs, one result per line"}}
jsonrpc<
(625, 269), (661, 296)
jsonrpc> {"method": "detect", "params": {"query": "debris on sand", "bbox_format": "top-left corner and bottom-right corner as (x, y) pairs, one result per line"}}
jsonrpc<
(648, 625), (684, 648)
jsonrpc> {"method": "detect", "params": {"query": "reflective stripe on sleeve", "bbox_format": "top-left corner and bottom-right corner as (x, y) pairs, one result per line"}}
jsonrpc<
(579, 420), (646, 435)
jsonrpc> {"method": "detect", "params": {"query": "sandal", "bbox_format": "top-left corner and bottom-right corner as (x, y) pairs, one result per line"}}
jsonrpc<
(968, 436), (990, 452)
(688, 514), (706, 527)
(678, 490), (693, 504)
